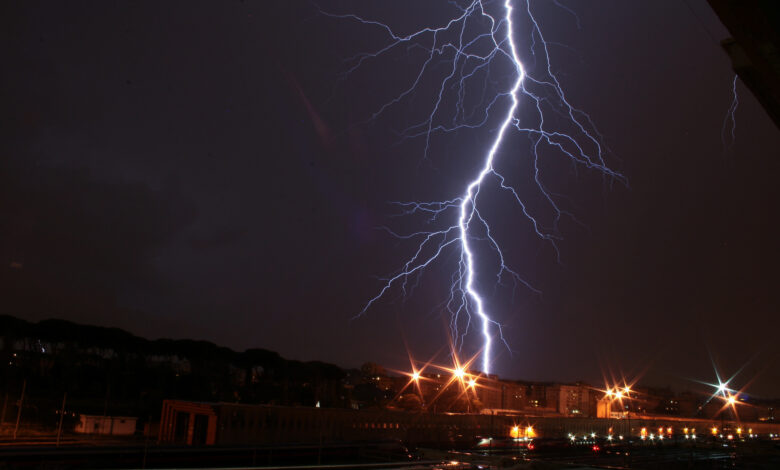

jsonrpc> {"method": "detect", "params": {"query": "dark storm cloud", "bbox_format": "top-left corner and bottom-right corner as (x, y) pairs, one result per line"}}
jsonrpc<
(190, 226), (249, 252)
(1, 165), (191, 278)
(0, 161), (194, 334)
(1, 0), (779, 396)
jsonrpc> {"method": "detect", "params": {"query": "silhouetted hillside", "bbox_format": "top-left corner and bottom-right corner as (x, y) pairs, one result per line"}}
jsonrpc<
(0, 315), (362, 430)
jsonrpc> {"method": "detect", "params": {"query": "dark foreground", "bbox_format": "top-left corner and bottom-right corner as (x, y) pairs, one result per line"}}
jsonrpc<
(460, 438), (780, 469)
(1, 438), (780, 469)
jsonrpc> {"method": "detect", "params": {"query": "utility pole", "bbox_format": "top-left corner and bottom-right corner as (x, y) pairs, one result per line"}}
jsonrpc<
(627, 410), (631, 441)
(1, 392), (8, 424)
(102, 382), (110, 435)
(103, 383), (110, 417)
(142, 414), (151, 469)
(56, 392), (67, 446)
(13, 380), (26, 440)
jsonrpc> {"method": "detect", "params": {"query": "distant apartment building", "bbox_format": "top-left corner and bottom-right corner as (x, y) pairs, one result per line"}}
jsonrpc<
(545, 383), (597, 417)
(523, 382), (550, 410)
(676, 391), (701, 417)
(500, 381), (527, 410)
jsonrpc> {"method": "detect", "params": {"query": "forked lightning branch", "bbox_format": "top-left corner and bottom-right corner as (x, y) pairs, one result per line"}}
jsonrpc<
(324, 0), (624, 373)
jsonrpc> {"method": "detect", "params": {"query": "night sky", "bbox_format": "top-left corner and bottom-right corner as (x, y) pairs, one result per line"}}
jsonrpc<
(2, 1), (779, 396)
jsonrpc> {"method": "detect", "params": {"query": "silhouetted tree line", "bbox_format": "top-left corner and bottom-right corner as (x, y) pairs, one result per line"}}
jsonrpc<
(0, 315), (378, 429)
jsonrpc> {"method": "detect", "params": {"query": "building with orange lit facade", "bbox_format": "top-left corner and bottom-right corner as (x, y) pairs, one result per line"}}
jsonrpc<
(400, 373), (599, 418)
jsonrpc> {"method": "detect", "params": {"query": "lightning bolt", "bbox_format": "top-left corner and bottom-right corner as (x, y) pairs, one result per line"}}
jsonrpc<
(324, 0), (625, 374)
(722, 74), (738, 150)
